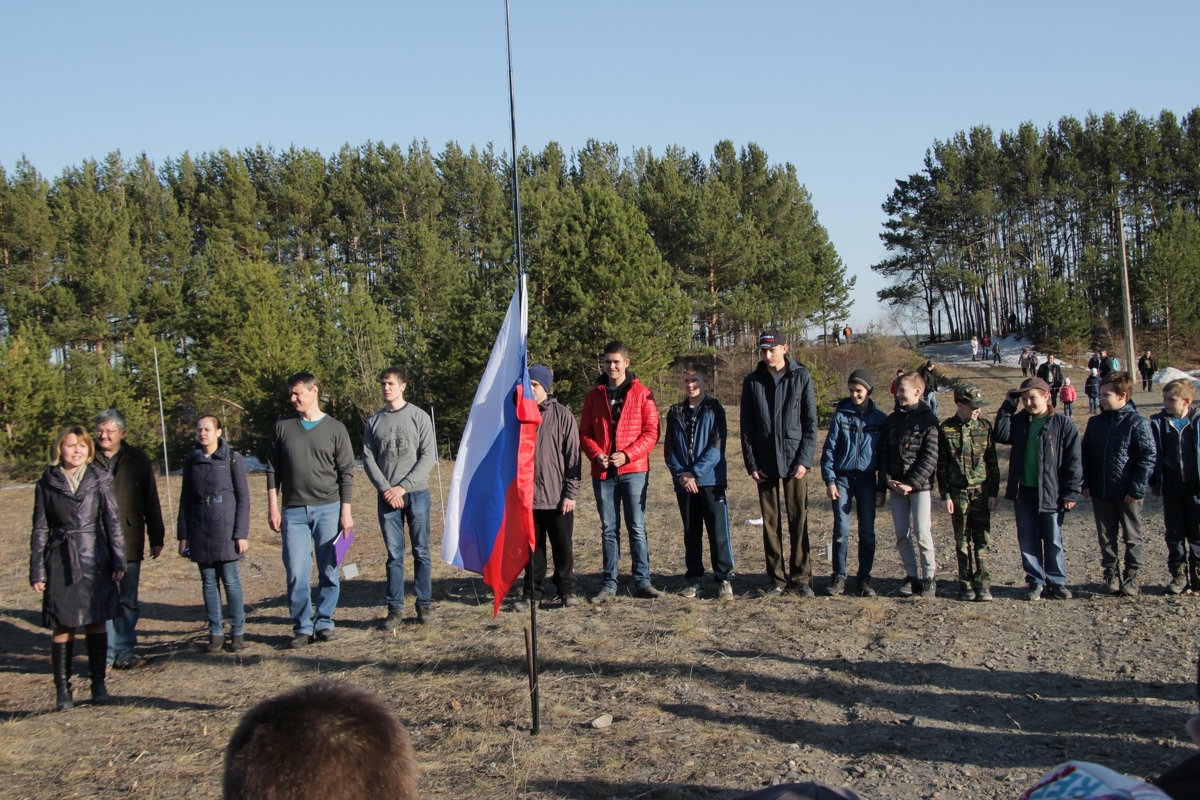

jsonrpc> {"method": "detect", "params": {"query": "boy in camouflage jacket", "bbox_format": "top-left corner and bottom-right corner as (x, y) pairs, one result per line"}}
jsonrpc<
(937, 385), (1000, 601)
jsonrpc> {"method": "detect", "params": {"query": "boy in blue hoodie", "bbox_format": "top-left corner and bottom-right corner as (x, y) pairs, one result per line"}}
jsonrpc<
(665, 364), (734, 599)
(1150, 378), (1200, 594)
(820, 369), (887, 597)
(1082, 371), (1157, 596)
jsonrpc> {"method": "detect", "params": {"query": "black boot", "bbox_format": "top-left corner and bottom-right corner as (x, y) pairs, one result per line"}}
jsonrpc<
(86, 631), (111, 705)
(51, 639), (74, 711)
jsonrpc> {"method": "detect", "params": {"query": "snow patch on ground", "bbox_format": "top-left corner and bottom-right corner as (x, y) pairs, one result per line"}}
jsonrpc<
(1156, 366), (1200, 386)
(917, 334), (1036, 368)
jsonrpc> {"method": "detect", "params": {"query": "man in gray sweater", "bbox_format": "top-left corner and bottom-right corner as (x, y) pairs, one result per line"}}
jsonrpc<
(266, 372), (356, 648)
(363, 367), (437, 627)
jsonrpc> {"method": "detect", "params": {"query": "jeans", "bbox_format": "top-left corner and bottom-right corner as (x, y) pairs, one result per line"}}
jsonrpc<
(199, 560), (245, 636)
(281, 502), (342, 636)
(107, 558), (142, 662)
(379, 490), (432, 610)
(1163, 481), (1200, 572)
(1012, 486), (1067, 586)
(1089, 396), (1099, 413)
(677, 486), (734, 582)
(889, 490), (935, 579)
(1092, 495), (1144, 578)
(594, 472), (651, 592)
(829, 473), (877, 579)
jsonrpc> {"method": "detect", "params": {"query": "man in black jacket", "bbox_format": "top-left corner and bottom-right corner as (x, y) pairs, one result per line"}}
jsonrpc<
(740, 330), (818, 596)
(1138, 350), (1158, 393)
(994, 378), (1083, 600)
(94, 409), (165, 669)
(1036, 354), (1065, 408)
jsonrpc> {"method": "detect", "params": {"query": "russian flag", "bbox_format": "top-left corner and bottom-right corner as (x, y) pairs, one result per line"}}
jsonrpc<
(441, 276), (542, 615)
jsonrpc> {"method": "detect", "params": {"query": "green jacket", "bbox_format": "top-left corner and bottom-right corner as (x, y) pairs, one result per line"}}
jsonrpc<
(937, 414), (999, 499)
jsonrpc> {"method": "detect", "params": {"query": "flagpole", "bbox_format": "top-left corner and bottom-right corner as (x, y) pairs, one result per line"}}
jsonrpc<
(153, 346), (174, 528)
(504, 0), (539, 736)
(430, 405), (447, 521)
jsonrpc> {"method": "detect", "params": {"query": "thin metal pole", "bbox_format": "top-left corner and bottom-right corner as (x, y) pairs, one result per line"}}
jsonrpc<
(429, 405), (447, 521)
(1116, 205), (1137, 385)
(525, 603), (540, 735)
(152, 346), (174, 528)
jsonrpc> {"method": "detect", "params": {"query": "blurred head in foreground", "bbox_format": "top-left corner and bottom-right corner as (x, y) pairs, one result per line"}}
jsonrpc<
(224, 680), (417, 800)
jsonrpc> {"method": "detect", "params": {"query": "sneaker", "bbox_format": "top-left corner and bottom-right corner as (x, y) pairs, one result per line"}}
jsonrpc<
(718, 580), (734, 599)
(825, 576), (846, 596)
(415, 605), (432, 624)
(678, 583), (701, 599)
(633, 585), (665, 599)
(1119, 575), (1140, 597)
(202, 635), (223, 654)
(897, 577), (916, 598)
(511, 599), (531, 612)
(562, 594), (582, 607)
(1047, 583), (1073, 600)
(793, 582), (815, 598)
(1025, 584), (1043, 601)
(1168, 572), (1188, 595)
(589, 589), (615, 605)
(918, 578), (937, 599)
(762, 586), (785, 598)
(384, 608), (404, 631)
(288, 634), (310, 649)
(1104, 571), (1122, 595)
(975, 585), (993, 602)
(956, 583), (975, 601)
(230, 635), (246, 652)
(314, 628), (338, 642)
(856, 577), (877, 598)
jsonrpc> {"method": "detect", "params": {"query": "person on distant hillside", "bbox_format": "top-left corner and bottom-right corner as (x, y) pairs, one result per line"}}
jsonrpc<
(937, 385), (999, 601)
(994, 377), (1083, 600)
(879, 372), (940, 598)
(1018, 349), (1035, 377)
(1083, 371), (1157, 597)
(1086, 368), (1102, 414)
(1059, 377), (1077, 418)
(970, 336), (979, 362)
(991, 341), (1001, 365)
(820, 369), (887, 598)
(1036, 354), (1065, 408)
(665, 364), (733, 600)
(741, 329), (819, 597)
(1139, 350), (1159, 393)
(1149, 378), (1200, 595)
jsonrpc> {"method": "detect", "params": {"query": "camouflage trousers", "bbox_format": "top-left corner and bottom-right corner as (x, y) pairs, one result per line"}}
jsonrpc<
(949, 486), (991, 587)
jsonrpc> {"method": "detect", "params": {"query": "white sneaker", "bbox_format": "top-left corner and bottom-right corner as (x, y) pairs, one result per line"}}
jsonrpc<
(679, 583), (701, 598)
(718, 580), (733, 598)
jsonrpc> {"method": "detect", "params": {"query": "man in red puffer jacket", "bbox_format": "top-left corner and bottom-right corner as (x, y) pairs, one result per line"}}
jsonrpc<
(580, 341), (665, 603)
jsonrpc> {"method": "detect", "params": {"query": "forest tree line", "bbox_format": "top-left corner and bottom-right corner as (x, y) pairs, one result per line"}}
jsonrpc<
(0, 139), (850, 477)
(873, 108), (1200, 356)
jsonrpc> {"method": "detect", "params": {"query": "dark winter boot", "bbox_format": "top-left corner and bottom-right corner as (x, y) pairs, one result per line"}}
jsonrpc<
(1190, 563), (1200, 595)
(51, 639), (74, 711)
(1167, 566), (1188, 595)
(86, 631), (112, 705)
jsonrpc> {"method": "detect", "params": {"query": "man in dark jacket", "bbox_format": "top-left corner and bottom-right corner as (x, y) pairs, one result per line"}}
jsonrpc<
(511, 365), (581, 609)
(665, 364), (733, 599)
(1099, 350), (1116, 379)
(1036, 354), (1065, 407)
(1083, 371), (1158, 596)
(1138, 350), (1159, 392)
(994, 377), (1083, 600)
(94, 409), (165, 669)
(820, 369), (887, 597)
(740, 330), (818, 596)
(1150, 378), (1200, 594)
(879, 372), (940, 598)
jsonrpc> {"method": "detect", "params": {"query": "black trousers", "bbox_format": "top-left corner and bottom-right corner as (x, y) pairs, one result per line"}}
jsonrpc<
(1092, 496), (1144, 577)
(1163, 481), (1200, 571)
(521, 509), (575, 600)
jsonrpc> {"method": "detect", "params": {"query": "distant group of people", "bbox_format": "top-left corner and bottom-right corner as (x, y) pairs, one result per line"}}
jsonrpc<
(968, 335), (1001, 364)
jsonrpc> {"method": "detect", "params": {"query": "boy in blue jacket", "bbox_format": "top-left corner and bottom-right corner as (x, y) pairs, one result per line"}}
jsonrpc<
(1150, 378), (1200, 594)
(665, 364), (734, 599)
(1082, 372), (1157, 597)
(820, 369), (887, 597)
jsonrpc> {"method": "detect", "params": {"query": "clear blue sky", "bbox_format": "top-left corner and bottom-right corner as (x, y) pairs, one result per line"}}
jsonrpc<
(4, 0), (1198, 329)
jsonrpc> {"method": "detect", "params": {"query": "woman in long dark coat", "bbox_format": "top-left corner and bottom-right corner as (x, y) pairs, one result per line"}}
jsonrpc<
(30, 425), (126, 711)
(178, 415), (250, 653)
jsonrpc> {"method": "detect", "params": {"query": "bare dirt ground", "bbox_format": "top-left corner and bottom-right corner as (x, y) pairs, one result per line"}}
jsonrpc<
(0, 362), (1196, 800)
